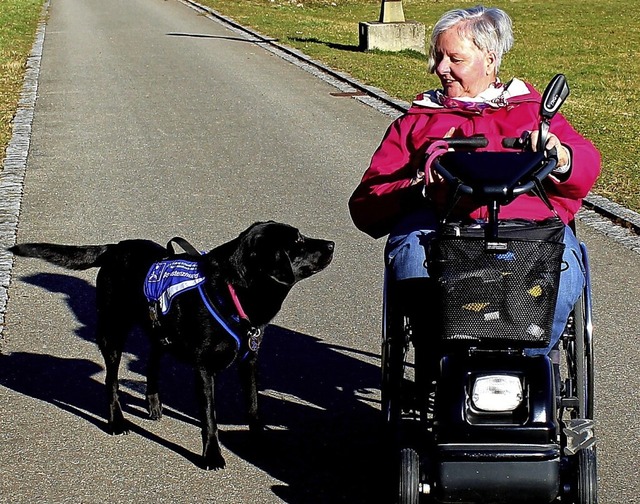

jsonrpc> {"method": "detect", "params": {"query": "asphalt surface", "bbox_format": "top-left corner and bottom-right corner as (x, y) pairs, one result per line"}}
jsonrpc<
(1, 0), (639, 502)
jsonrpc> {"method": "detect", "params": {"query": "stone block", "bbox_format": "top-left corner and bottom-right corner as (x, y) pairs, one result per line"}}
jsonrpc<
(359, 21), (426, 54)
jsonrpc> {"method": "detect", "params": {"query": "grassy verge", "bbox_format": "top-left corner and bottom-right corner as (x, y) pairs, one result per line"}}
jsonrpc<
(0, 0), (45, 162)
(198, 0), (640, 213)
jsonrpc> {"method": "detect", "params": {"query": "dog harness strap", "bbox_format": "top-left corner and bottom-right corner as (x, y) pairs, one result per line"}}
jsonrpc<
(198, 285), (261, 360)
(198, 285), (243, 351)
(144, 243), (261, 358)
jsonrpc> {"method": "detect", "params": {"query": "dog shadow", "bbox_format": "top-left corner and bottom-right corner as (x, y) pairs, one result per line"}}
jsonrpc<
(2, 273), (389, 503)
(217, 325), (387, 503)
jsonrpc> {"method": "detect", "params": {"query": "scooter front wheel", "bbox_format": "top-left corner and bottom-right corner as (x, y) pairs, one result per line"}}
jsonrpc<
(577, 446), (598, 504)
(398, 447), (420, 504)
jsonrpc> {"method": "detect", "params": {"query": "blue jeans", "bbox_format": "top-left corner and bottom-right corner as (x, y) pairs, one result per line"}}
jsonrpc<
(385, 209), (586, 355)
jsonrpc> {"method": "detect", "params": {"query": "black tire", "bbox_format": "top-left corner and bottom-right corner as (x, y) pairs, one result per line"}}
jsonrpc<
(565, 244), (597, 504)
(398, 447), (420, 504)
(562, 243), (595, 422)
(573, 294), (594, 420)
(577, 446), (598, 504)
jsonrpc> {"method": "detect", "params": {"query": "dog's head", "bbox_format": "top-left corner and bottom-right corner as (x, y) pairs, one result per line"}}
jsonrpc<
(235, 221), (334, 287)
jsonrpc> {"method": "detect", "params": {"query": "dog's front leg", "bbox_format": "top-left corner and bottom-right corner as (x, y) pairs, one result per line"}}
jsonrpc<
(146, 341), (163, 420)
(239, 352), (263, 437)
(196, 367), (225, 470)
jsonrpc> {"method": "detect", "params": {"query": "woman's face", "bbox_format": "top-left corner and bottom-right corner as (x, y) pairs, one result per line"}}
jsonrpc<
(434, 27), (496, 98)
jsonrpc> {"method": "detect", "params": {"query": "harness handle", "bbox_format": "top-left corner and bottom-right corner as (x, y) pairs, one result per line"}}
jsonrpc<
(167, 237), (201, 257)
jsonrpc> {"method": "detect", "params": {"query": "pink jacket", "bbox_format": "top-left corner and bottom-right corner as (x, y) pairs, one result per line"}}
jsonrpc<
(349, 80), (601, 238)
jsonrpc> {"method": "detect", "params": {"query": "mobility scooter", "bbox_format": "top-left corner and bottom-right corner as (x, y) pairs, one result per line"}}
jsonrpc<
(381, 75), (597, 503)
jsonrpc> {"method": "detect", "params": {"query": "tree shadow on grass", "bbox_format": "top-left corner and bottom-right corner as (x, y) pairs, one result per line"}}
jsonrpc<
(289, 36), (361, 53)
(289, 36), (427, 61)
(2, 272), (390, 503)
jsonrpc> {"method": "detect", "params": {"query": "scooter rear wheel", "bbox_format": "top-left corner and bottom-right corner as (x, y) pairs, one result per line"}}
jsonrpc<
(565, 244), (597, 504)
(381, 316), (407, 426)
(381, 277), (410, 427)
(575, 243), (595, 420)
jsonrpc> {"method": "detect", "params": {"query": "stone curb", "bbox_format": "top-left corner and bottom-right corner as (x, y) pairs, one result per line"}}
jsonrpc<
(0, 0), (49, 344)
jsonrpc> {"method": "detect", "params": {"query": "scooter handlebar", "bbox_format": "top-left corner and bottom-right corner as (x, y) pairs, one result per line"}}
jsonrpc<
(429, 143), (558, 201)
(502, 136), (528, 149)
(442, 136), (489, 149)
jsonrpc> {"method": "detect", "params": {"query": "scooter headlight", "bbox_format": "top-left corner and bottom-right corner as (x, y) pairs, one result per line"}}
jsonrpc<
(471, 374), (523, 412)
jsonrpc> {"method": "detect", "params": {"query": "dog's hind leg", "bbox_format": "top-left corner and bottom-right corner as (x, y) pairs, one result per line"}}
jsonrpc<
(145, 341), (163, 420)
(96, 319), (129, 435)
(196, 367), (225, 470)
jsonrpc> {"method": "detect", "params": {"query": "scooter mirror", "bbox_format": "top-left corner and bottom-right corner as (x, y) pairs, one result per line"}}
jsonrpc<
(540, 74), (570, 120)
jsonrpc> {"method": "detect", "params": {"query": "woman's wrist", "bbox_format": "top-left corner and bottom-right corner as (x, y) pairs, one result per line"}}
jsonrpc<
(410, 171), (425, 186)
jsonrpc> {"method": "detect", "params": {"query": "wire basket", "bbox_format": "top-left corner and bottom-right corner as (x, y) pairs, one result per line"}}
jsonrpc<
(429, 237), (565, 347)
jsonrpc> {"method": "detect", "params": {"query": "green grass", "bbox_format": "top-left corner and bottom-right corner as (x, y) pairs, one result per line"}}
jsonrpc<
(0, 0), (46, 160)
(1, 0), (639, 213)
(199, 0), (640, 212)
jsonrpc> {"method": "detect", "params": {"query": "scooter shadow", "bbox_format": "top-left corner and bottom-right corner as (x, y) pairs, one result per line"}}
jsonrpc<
(3, 272), (387, 503)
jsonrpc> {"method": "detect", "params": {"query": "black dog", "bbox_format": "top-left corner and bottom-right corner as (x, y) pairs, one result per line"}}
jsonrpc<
(10, 221), (334, 469)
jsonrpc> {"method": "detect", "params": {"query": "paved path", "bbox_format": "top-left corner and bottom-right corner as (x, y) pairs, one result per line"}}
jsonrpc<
(1, 0), (638, 502)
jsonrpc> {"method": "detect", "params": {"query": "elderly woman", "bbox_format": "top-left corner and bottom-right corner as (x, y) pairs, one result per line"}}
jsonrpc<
(349, 6), (601, 354)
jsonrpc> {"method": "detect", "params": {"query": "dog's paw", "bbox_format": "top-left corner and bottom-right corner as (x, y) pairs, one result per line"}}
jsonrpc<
(109, 419), (130, 436)
(146, 393), (163, 421)
(249, 419), (265, 442)
(202, 448), (226, 471)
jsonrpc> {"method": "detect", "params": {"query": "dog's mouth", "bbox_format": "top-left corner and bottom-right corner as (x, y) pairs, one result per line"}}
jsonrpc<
(292, 241), (334, 280)
(311, 258), (332, 275)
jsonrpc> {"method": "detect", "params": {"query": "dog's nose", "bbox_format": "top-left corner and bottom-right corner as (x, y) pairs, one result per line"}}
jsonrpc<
(326, 241), (335, 252)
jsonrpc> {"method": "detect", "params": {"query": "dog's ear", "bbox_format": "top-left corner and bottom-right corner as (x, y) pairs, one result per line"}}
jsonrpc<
(265, 248), (295, 286)
(235, 224), (296, 286)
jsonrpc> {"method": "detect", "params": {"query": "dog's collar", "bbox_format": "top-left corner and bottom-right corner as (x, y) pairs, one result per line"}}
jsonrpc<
(227, 283), (249, 321)
(226, 283), (262, 355)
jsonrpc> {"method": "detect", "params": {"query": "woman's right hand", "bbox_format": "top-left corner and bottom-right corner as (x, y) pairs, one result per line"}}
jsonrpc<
(412, 127), (456, 185)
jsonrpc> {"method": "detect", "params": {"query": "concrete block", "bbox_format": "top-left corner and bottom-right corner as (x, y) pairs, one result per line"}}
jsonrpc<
(359, 21), (426, 54)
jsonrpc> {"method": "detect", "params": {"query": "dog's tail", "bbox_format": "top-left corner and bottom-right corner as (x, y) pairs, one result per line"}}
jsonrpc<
(9, 243), (114, 270)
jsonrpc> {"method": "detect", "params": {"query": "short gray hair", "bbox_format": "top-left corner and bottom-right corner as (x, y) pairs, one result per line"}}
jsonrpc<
(427, 6), (514, 75)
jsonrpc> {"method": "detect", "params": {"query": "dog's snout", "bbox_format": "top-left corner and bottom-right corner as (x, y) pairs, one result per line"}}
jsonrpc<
(320, 240), (335, 269)
(321, 240), (335, 260)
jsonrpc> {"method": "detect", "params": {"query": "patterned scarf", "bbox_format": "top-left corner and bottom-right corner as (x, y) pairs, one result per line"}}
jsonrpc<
(437, 81), (508, 112)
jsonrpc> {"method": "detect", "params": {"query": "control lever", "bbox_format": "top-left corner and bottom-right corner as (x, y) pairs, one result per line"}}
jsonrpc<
(538, 74), (570, 151)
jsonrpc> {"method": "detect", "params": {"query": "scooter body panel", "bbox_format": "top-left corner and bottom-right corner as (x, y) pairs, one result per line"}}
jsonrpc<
(432, 353), (561, 503)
